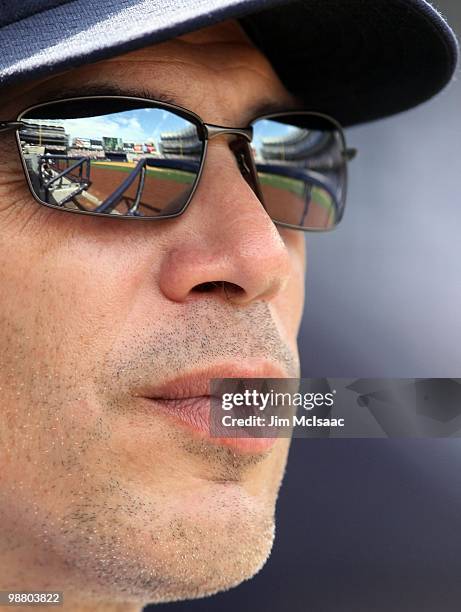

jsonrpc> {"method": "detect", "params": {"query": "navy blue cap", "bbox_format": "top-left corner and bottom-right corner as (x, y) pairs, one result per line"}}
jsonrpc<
(0, 0), (458, 126)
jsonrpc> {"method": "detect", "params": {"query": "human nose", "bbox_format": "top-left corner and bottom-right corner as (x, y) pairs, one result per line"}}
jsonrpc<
(158, 138), (293, 305)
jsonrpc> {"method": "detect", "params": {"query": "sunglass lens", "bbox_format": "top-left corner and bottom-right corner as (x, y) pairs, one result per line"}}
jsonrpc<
(251, 114), (347, 230)
(18, 98), (204, 217)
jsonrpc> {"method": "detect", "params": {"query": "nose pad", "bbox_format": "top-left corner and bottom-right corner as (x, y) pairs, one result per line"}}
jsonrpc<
(228, 137), (266, 208)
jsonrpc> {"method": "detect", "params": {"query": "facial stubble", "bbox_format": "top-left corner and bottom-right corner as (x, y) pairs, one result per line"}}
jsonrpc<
(0, 299), (298, 603)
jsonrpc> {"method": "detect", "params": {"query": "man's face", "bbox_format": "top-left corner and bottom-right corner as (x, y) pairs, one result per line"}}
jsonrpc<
(0, 20), (305, 607)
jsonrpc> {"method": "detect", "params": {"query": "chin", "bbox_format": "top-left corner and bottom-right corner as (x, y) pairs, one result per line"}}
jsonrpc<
(143, 516), (276, 605)
(51, 482), (277, 606)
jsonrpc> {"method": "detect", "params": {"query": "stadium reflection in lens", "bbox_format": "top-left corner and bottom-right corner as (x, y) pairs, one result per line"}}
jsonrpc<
(251, 114), (346, 230)
(18, 100), (204, 217)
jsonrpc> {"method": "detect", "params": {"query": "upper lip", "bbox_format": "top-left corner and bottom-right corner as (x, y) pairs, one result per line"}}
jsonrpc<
(136, 361), (290, 400)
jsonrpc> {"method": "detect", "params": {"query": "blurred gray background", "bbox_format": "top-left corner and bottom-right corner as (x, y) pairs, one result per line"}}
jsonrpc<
(301, 0), (461, 377)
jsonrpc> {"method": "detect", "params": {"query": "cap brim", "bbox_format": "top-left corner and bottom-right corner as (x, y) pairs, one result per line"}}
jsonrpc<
(0, 0), (457, 126)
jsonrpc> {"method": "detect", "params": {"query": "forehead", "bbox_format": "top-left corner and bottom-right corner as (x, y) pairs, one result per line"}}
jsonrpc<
(4, 20), (299, 125)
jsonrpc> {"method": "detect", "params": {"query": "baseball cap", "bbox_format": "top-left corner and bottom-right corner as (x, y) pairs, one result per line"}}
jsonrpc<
(0, 0), (458, 126)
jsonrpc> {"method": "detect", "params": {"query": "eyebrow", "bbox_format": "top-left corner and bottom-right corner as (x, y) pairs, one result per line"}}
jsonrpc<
(34, 82), (301, 124)
(36, 82), (177, 106)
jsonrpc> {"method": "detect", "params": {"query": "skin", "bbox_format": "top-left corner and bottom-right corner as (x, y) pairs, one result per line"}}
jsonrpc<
(0, 19), (305, 611)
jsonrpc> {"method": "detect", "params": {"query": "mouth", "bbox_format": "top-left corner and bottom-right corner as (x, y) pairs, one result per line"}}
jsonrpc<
(137, 362), (288, 454)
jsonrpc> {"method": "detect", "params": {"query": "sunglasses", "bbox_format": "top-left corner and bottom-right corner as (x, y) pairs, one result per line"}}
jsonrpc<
(0, 96), (356, 231)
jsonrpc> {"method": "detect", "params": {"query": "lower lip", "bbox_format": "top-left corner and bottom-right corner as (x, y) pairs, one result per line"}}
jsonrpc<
(144, 396), (278, 454)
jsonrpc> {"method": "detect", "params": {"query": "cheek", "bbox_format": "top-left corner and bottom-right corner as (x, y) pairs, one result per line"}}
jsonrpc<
(0, 214), (161, 377)
(0, 218), (159, 484)
(271, 229), (306, 339)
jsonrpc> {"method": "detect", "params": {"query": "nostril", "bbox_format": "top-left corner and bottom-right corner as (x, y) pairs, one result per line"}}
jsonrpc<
(193, 281), (245, 300)
(194, 281), (222, 293)
(222, 282), (245, 300)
